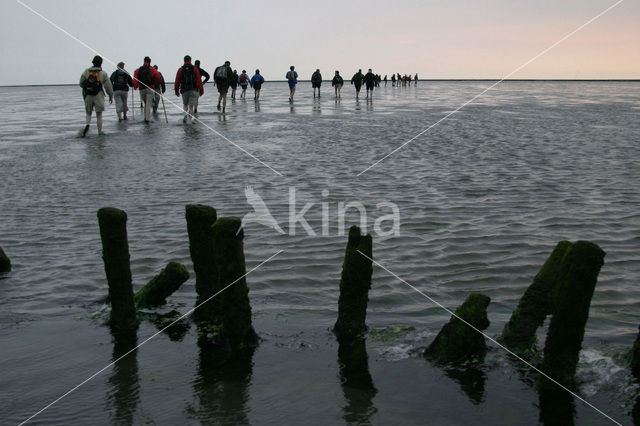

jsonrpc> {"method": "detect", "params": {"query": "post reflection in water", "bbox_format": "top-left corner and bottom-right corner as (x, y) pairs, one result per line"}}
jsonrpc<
(337, 337), (378, 424)
(538, 381), (575, 426)
(191, 340), (255, 424)
(107, 328), (140, 425)
(443, 363), (487, 405)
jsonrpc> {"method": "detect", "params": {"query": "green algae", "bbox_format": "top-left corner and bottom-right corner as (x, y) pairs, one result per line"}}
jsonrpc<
(134, 262), (189, 309)
(368, 325), (416, 342)
(333, 226), (373, 340)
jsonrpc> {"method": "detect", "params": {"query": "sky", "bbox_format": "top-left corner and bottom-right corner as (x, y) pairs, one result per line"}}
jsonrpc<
(0, 0), (638, 85)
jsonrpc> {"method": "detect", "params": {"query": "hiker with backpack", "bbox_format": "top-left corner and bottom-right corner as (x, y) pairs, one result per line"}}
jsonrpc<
(363, 68), (376, 101)
(109, 61), (133, 122)
(286, 66), (298, 103)
(351, 69), (364, 100)
(193, 60), (209, 114)
(213, 61), (234, 113)
(311, 69), (322, 98)
(174, 55), (204, 124)
(250, 69), (264, 100)
(79, 55), (113, 136)
(238, 70), (250, 99)
(152, 65), (166, 115)
(133, 56), (163, 123)
(331, 70), (344, 98)
(230, 69), (239, 100)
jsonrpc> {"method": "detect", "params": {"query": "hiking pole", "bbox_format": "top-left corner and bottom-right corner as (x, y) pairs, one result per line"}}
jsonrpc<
(161, 92), (168, 123)
(131, 89), (134, 120)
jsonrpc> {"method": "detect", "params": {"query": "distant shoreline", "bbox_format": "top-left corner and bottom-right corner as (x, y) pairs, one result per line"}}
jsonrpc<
(1, 79), (638, 88)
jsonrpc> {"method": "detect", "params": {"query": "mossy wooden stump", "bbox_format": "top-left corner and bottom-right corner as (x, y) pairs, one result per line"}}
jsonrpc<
(502, 241), (572, 353)
(185, 204), (218, 323)
(539, 241), (605, 390)
(98, 207), (138, 332)
(0, 247), (10, 272)
(201, 217), (257, 350)
(632, 325), (640, 380)
(424, 293), (491, 363)
(333, 226), (373, 340)
(134, 262), (189, 309)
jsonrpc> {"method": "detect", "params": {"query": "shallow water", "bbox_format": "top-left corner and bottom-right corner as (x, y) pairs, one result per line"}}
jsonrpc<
(0, 81), (639, 424)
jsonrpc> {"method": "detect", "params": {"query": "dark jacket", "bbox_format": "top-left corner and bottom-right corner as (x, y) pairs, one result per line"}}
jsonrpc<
(214, 65), (235, 85)
(110, 69), (133, 92)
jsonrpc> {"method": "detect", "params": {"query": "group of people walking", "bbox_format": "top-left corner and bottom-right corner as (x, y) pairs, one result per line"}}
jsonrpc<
(78, 55), (417, 136)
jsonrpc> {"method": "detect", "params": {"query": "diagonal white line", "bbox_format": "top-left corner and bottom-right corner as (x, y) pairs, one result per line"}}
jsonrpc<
(19, 250), (284, 426)
(358, 250), (622, 426)
(13, 0), (283, 177)
(357, 0), (625, 176)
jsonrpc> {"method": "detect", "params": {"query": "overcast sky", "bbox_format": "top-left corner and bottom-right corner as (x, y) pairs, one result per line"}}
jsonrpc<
(1, 0), (638, 85)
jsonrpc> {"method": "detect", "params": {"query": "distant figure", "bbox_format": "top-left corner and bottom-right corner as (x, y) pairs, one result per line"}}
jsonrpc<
(383, 74), (387, 86)
(134, 56), (163, 123)
(407, 74), (412, 86)
(213, 60), (234, 113)
(332, 70), (344, 98)
(414, 73), (418, 86)
(238, 70), (250, 99)
(363, 68), (376, 100)
(250, 69), (264, 100)
(311, 69), (322, 98)
(174, 55), (204, 124)
(391, 73), (396, 86)
(351, 69), (364, 100)
(230, 69), (239, 100)
(152, 65), (166, 114)
(109, 61), (133, 122)
(79, 55), (113, 136)
(193, 60), (209, 114)
(397, 73), (402, 86)
(286, 65), (298, 102)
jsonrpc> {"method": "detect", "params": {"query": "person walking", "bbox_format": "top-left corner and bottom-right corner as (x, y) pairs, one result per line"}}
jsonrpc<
(109, 61), (133, 122)
(383, 74), (387, 86)
(351, 69), (364, 100)
(213, 60), (234, 113)
(250, 69), (264, 100)
(230, 69), (239, 100)
(286, 66), (298, 102)
(134, 56), (163, 123)
(311, 69), (322, 98)
(363, 68), (376, 100)
(414, 73), (418, 86)
(79, 55), (113, 136)
(331, 70), (344, 98)
(238, 70), (250, 99)
(174, 55), (204, 124)
(152, 65), (166, 114)
(193, 60), (210, 114)
(391, 73), (396, 86)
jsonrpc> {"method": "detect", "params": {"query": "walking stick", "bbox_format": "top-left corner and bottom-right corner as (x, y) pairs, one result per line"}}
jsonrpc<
(131, 89), (134, 120)
(161, 92), (168, 123)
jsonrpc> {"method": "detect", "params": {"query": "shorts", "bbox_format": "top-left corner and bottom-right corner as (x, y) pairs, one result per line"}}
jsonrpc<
(181, 90), (199, 107)
(240, 83), (248, 88)
(288, 82), (297, 89)
(354, 83), (362, 92)
(113, 90), (128, 113)
(139, 88), (155, 105)
(253, 82), (262, 90)
(366, 82), (375, 90)
(312, 82), (321, 88)
(84, 92), (105, 114)
(230, 81), (238, 89)
(217, 82), (229, 94)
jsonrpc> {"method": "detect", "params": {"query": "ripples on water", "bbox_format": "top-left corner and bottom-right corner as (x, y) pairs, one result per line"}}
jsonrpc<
(0, 82), (638, 424)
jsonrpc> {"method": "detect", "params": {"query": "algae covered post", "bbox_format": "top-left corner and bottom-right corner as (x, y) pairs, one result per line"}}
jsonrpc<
(0, 247), (10, 272)
(185, 204), (218, 323)
(134, 261), (190, 309)
(97, 207), (138, 331)
(424, 293), (491, 363)
(333, 226), (373, 340)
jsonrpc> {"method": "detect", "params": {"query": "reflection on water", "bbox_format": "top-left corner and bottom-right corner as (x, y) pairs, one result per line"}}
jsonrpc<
(107, 328), (140, 425)
(538, 383), (575, 426)
(338, 337), (378, 424)
(443, 362), (487, 405)
(190, 341), (254, 424)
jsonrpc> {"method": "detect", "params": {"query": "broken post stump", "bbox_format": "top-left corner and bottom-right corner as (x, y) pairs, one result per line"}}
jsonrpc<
(502, 241), (573, 353)
(424, 293), (491, 363)
(134, 262), (189, 309)
(98, 207), (138, 332)
(185, 204), (218, 323)
(0, 247), (10, 272)
(539, 241), (605, 389)
(205, 217), (257, 350)
(333, 226), (373, 340)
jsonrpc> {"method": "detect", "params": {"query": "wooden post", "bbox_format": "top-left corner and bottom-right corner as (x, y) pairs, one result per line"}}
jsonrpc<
(134, 262), (189, 308)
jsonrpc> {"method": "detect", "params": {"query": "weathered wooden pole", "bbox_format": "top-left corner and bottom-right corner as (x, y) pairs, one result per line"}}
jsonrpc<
(539, 241), (605, 389)
(424, 293), (491, 363)
(97, 207), (138, 332)
(333, 226), (373, 340)
(206, 217), (258, 350)
(185, 204), (218, 323)
(0, 247), (10, 272)
(502, 241), (572, 353)
(134, 262), (189, 308)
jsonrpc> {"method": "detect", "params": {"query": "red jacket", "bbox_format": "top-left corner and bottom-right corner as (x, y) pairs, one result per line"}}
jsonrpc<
(133, 62), (163, 90)
(174, 61), (204, 96)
